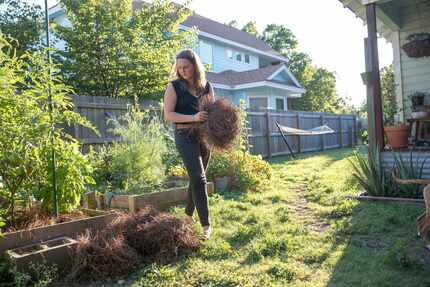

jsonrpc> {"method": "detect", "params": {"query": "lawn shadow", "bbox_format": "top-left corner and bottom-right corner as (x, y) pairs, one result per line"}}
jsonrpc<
(325, 200), (430, 287)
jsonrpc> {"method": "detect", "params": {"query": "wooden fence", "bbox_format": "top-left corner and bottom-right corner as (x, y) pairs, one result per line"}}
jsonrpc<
(67, 96), (357, 157)
(65, 95), (157, 150)
(247, 109), (357, 158)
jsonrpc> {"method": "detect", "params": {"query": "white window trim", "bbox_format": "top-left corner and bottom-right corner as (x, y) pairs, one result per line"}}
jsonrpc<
(199, 40), (213, 67)
(226, 49), (234, 60)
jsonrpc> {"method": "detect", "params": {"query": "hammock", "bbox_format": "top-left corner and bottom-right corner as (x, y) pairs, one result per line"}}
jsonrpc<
(275, 122), (335, 159)
(277, 123), (335, 136)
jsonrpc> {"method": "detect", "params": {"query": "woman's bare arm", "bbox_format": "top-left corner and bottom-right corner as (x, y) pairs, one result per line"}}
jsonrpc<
(163, 83), (207, 123)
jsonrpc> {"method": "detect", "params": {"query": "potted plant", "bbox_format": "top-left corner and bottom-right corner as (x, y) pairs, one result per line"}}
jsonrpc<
(402, 33), (430, 58)
(384, 121), (410, 150)
(207, 153), (233, 192)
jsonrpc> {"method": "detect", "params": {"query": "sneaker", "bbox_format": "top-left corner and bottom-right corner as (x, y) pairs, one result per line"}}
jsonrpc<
(203, 225), (211, 240)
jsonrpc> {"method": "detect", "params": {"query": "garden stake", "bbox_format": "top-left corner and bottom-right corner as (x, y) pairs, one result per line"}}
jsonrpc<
(44, 0), (58, 217)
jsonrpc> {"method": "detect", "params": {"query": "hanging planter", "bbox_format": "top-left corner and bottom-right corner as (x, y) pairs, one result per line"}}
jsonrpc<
(402, 33), (430, 58)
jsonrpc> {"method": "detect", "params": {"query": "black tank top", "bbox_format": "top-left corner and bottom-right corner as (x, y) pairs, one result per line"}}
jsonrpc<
(172, 79), (211, 115)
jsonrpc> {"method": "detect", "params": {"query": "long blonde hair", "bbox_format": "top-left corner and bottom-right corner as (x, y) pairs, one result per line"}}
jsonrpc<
(172, 49), (207, 93)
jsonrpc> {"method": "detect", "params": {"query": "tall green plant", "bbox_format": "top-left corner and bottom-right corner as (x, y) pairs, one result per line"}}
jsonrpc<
(100, 106), (168, 194)
(392, 152), (425, 198)
(349, 149), (392, 196)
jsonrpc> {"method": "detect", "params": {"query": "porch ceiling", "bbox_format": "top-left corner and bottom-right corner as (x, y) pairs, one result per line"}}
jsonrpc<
(341, 0), (427, 41)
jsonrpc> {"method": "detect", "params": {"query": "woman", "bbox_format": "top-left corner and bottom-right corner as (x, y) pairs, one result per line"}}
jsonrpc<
(163, 49), (215, 239)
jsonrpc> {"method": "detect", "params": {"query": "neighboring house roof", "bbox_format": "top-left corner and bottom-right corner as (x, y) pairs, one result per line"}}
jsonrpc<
(181, 13), (281, 57)
(207, 64), (305, 95)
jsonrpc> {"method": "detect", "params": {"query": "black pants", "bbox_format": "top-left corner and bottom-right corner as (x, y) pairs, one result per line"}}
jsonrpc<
(174, 128), (211, 226)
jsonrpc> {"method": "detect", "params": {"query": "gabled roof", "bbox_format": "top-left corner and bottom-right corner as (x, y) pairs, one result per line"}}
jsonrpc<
(206, 64), (305, 94)
(182, 13), (280, 57)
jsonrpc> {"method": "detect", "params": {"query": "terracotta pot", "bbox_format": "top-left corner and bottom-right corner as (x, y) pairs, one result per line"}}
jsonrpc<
(384, 124), (409, 149)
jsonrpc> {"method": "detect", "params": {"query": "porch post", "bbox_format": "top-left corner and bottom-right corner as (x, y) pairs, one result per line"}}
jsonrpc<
(366, 3), (384, 151)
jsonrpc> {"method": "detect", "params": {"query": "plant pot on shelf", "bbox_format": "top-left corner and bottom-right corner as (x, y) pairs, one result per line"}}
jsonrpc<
(384, 124), (410, 149)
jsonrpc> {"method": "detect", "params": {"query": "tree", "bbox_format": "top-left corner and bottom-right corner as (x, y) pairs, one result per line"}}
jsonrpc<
(226, 20), (238, 29)
(380, 64), (397, 125)
(262, 24), (298, 56)
(292, 67), (340, 113)
(0, 0), (43, 57)
(241, 21), (260, 38)
(260, 23), (351, 113)
(54, 0), (195, 99)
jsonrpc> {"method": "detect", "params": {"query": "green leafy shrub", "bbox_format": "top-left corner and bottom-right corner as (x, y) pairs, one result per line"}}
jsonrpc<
(0, 34), (95, 220)
(92, 106), (168, 194)
(33, 139), (95, 212)
(207, 150), (271, 193)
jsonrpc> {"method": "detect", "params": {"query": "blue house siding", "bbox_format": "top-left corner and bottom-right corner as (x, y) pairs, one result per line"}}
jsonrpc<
(199, 38), (259, 73)
(213, 86), (293, 111)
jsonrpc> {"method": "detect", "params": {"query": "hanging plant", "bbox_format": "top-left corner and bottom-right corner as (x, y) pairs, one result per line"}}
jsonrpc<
(402, 33), (430, 58)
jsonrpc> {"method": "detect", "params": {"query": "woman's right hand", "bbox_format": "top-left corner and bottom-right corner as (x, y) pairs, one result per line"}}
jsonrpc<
(193, 111), (208, 122)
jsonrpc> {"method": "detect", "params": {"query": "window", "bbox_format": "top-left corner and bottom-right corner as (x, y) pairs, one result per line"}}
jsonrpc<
(236, 52), (242, 62)
(227, 49), (233, 59)
(244, 54), (250, 63)
(199, 40), (213, 66)
(276, 98), (285, 111)
(249, 97), (268, 110)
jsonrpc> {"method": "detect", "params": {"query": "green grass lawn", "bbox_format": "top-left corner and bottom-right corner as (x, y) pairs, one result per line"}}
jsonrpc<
(119, 148), (430, 286)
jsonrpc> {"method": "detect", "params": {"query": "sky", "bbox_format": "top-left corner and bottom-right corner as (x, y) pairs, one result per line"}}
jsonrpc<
(29, 0), (393, 108)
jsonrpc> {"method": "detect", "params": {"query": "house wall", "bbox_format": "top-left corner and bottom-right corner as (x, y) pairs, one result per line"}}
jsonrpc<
(198, 37), (259, 73)
(396, 1), (430, 118)
(234, 86), (290, 111)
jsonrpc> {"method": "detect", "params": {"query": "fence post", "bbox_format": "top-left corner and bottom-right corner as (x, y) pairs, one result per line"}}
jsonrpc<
(353, 115), (358, 146)
(348, 127), (354, 147)
(320, 115), (325, 151)
(72, 96), (80, 140)
(265, 110), (272, 158)
(339, 116), (343, 148)
(297, 113), (301, 153)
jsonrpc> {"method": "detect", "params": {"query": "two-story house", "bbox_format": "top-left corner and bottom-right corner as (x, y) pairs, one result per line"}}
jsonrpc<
(49, 2), (305, 111)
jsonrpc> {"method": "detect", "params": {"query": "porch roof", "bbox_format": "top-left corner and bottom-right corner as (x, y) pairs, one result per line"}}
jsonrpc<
(339, 0), (424, 41)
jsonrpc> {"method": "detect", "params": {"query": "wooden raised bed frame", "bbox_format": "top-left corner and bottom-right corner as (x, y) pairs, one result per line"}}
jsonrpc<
(0, 209), (117, 254)
(84, 182), (214, 212)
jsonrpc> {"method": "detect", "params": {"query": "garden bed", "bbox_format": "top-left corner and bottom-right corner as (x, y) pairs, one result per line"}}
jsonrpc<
(85, 182), (214, 212)
(0, 209), (117, 254)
